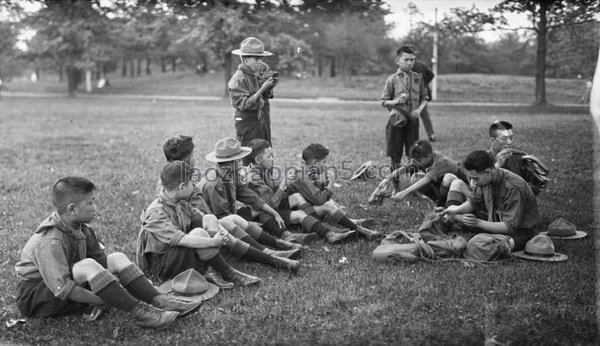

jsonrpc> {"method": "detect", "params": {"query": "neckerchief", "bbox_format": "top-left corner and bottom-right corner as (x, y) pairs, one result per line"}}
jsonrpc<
(239, 64), (266, 124)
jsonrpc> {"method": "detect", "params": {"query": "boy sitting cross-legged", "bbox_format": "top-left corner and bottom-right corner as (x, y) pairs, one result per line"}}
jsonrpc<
(15, 177), (201, 329)
(287, 143), (381, 241)
(245, 139), (353, 244)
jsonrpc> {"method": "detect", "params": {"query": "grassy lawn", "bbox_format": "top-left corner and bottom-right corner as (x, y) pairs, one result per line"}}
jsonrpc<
(0, 97), (597, 345)
(5, 70), (590, 104)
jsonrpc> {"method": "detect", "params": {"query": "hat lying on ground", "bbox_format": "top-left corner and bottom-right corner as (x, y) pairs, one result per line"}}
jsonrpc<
(206, 137), (252, 163)
(512, 235), (568, 262)
(157, 269), (219, 302)
(232, 37), (273, 57)
(389, 108), (408, 128)
(539, 218), (587, 239)
(349, 161), (377, 181)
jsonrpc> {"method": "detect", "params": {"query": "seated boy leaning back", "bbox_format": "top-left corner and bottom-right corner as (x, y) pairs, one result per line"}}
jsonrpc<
(15, 177), (201, 329)
(441, 150), (540, 261)
(246, 139), (355, 244)
(390, 140), (467, 207)
(138, 161), (263, 288)
(286, 143), (381, 241)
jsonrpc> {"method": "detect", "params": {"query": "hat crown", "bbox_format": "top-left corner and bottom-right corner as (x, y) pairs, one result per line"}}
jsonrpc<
(239, 37), (267, 55)
(525, 235), (555, 256)
(215, 137), (243, 159)
(171, 269), (209, 295)
(547, 218), (576, 236)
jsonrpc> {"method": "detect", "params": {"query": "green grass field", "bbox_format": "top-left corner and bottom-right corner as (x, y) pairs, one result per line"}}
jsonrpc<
(5, 70), (590, 105)
(0, 96), (597, 345)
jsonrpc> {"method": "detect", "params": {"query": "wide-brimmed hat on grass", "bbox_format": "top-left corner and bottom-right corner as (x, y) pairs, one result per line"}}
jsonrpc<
(539, 218), (587, 240)
(389, 108), (408, 128)
(206, 137), (252, 163)
(349, 161), (376, 181)
(512, 234), (568, 262)
(157, 269), (219, 302)
(232, 37), (273, 57)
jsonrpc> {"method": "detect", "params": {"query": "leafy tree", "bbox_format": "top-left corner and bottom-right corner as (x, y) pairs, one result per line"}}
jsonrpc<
(495, 0), (600, 105)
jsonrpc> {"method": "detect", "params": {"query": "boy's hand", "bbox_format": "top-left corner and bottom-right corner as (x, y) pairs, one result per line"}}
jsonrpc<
(460, 214), (480, 227)
(261, 78), (277, 90)
(495, 148), (513, 167)
(440, 205), (460, 219)
(274, 215), (286, 229)
(410, 109), (421, 120)
(84, 306), (105, 322)
(391, 190), (409, 201)
(395, 93), (408, 104)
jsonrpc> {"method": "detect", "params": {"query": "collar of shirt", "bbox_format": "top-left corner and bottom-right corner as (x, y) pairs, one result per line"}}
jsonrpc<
(35, 212), (86, 240)
(490, 169), (505, 186)
(159, 190), (180, 208)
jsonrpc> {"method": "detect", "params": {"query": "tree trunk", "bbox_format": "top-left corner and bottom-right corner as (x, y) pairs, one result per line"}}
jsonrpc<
(58, 65), (63, 82)
(224, 53), (233, 98)
(66, 66), (77, 97)
(122, 58), (127, 77)
(171, 57), (176, 73)
(534, 2), (548, 106)
(330, 57), (336, 78)
(136, 58), (142, 76)
(129, 59), (135, 78)
(317, 58), (322, 77)
(161, 58), (166, 73)
(146, 58), (151, 75)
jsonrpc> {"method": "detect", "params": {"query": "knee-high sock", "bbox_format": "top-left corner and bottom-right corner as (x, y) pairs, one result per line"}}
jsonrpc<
(225, 238), (251, 258)
(446, 190), (465, 207)
(301, 215), (329, 236)
(330, 209), (357, 230)
(206, 254), (232, 273)
(297, 202), (317, 218)
(117, 264), (160, 303)
(89, 270), (138, 312)
(240, 235), (266, 250)
(262, 218), (284, 238)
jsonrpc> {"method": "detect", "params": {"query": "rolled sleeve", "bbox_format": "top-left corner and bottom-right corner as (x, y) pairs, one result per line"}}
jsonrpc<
(33, 240), (77, 300)
(498, 188), (524, 234)
(229, 76), (259, 111)
(142, 208), (187, 247)
(381, 76), (394, 104)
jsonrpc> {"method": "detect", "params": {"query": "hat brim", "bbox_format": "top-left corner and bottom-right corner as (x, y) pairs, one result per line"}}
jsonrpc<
(156, 281), (220, 302)
(539, 230), (587, 240)
(349, 161), (373, 181)
(231, 49), (273, 57)
(512, 251), (568, 262)
(205, 147), (252, 163)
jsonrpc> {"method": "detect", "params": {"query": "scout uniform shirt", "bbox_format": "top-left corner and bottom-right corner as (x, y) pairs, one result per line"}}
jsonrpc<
(228, 64), (272, 124)
(198, 169), (266, 219)
(246, 164), (287, 210)
(468, 168), (540, 234)
(424, 152), (468, 186)
(287, 168), (333, 206)
(15, 212), (107, 300)
(137, 191), (204, 273)
(381, 69), (427, 117)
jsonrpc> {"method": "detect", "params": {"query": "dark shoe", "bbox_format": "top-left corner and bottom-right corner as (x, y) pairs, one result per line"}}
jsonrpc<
(271, 256), (301, 274)
(350, 218), (376, 228)
(275, 238), (303, 250)
(221, 267), (262, 287)
(204, 266), (234, 289)
(355, 225), (382, 241)
(263, 247), (301, 259)
(129, 302), (179, 329)
(151, 294), (202, 317)
(283, 232), (320, 245)
(325, 230), (356, 244)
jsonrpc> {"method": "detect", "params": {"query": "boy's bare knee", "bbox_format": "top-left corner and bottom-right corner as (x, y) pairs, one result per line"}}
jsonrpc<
(288, 193), (306, 207)
(442, 173), (458, 187)
(189, 227), (210, 238)
(203, 214), (220, 233)
(73, 258), (104, 283)
(225, 214), (248, 229)
(107, 252), (132, 273)
(289, 210), (307, 223)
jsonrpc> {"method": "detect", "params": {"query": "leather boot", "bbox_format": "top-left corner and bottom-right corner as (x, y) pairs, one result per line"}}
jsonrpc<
(151, 294), (202, 317)
(204, 266), (234, 289)
(129, 301), (179, 329)
(220, 267), (262, 287)
(275, 238), (303, 250)
(271, 256), (301, 274)
(355, 225), (382, 241)
(263, 247), (301, 259)
(325, 229), (356, 244)
(283, 232), (320, 245)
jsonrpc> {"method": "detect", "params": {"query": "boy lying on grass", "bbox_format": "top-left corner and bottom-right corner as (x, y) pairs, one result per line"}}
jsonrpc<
(245, 139), (354, 244)
(15, 177), (201, 329)
(287, 143), (381, 241)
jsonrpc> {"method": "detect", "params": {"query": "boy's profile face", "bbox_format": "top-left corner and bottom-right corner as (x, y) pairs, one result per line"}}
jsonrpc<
(218, 159), (243, 179)
(242, 56), (265, 72)
(255, 147), (274, 169)
(71, 192), (96, 224)
(491, 129), (514, 153)
(307, 156), (328, 176)
(179, 181), (194, 200)
(414, 155), (433, 169)
(395, 52), (415, 73)
(468, 169), (493, 188)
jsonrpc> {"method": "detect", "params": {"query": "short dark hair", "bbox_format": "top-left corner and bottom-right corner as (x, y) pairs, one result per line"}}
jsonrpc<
(161, 161), (193, 190)
(246, 139), (271, 164)
(409, 140), (433, 160)
(464, 150), (496, 173)
(489, 121), (513, 138)
(396, 45), (416, 57)
(302, 143), (329, 162)
(163, 135), (194, 162)
(52, 177), (96, 214)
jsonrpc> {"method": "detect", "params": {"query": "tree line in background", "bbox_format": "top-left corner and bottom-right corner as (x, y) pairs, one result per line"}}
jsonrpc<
(0, 0), (598, 104)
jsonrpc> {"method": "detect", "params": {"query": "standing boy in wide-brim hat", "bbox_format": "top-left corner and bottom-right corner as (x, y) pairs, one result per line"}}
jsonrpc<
(228, 37), (278, 164)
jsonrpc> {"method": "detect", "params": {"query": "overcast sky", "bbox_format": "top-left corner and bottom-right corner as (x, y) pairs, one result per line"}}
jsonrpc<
(384, 0), (532, 41)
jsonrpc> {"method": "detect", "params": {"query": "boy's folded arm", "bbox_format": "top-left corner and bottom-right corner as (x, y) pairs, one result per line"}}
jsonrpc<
(290, 180), (332, 206)
(177, 233), (221, 249)
(142, 209), (188, 247)
(32, 240), (79, 300)
(229, 80), (259, 111)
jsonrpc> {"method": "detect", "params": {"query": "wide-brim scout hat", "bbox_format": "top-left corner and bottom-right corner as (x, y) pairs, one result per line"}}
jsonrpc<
(232, 37), (273, 57)
(512, 235), (568, 262)
(206, 137), (252, 163)
(390, 108), (408, 128)
(539, 218), (587, 239)
(157, 269), (219, 302)
(349, 161), (376, 181)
